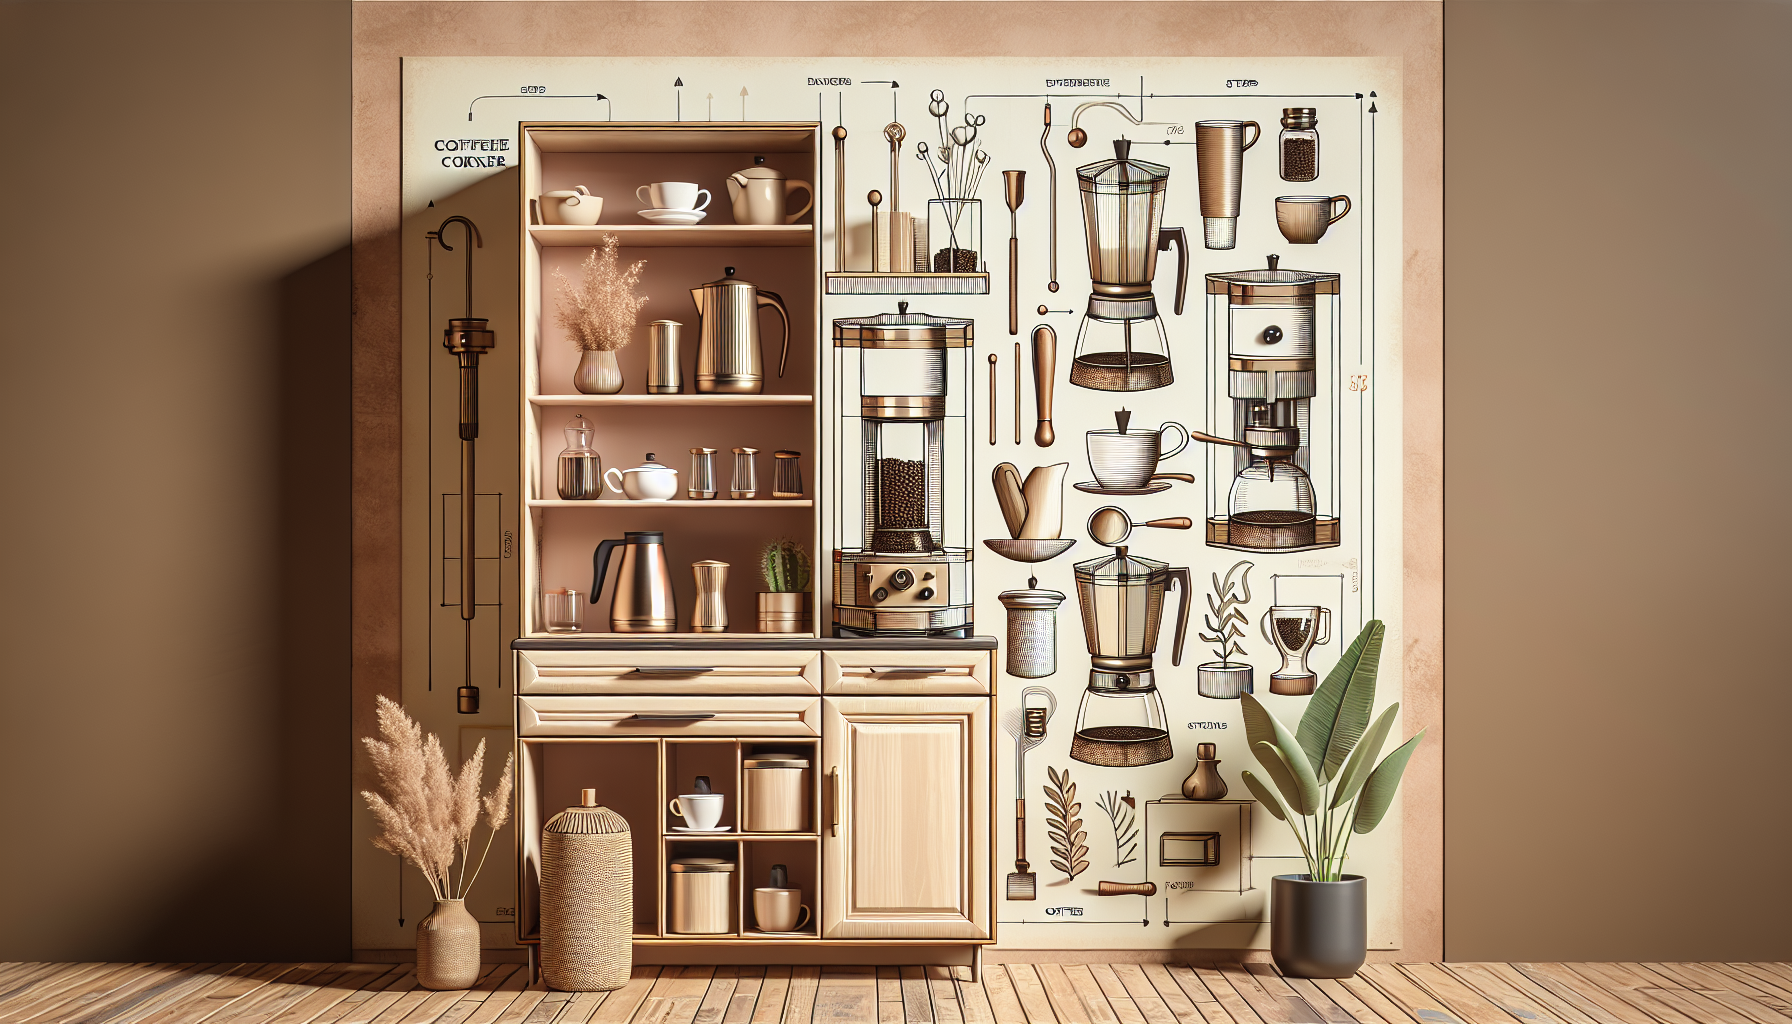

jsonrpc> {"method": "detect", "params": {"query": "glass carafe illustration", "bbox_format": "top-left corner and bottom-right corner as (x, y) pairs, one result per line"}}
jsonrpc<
(1069, 545), (1190, 767)
(1262, 605), (1331, 695)
(1070, 140), (1189, 392)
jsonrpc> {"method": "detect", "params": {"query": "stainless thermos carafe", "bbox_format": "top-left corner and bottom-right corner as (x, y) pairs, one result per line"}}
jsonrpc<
(690, 267), (790, 394)
(591, 531), (678, 632)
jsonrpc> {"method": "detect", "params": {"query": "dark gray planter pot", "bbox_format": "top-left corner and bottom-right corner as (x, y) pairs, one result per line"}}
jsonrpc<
(1271, 874), (1367, 978)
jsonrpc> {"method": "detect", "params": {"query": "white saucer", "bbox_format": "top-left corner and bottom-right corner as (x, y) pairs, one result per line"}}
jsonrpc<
(670, 825), (732, 833)
(638, 208), (708, 225)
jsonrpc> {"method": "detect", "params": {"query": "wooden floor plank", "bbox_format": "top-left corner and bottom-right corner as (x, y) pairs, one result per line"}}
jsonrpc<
(1508, 966), (1654, 1024)
(257, 966), (400, 1024)
(950, 968), (995, 1024)
(923, 968), (962, 1024)
(1438, 964), (1574, 1024)
(1182, 964), (1262, 1024)
(1031, 967), (1090, 1024)
(876, 967), (902, 1024)
(812, 968), (875, 1024)
(1060, 967), (1121, 1024)
(1559, 963), (1697, 1024)
(1104, 965), (1175, 1024)
(53, 964), (226, 1024)
(654, 966), (718, 1024)
(1242, 965), (1346, 1024)
(1602, 964), (1756, 1024)
(139, 965), (317, 1024)
(584, 966), (659, 1024)
(973, 967), (1028, 1024)
(688, 968), (737, 1024)
(517, 992), (572, 1024)
(28, 964), (196, 1024)
(782, 967), (820, 1024)
(1635, 964), (1790, 1024)
(1137, 965), (1224, 1024)
(0, 966), (80, 1012)
(750, 968), (793, 1024)
(1082, 967), (1144, 1024)
(1710, 967), (1792, 1009)
(1308, 979), (1394, 1024)
(997, 967), (1056, 1024)
(1395, 964), (1523, 1024)
(1356, 964), (1469, 1024)
(1213, 963), (1319, 1024)
(1275, 976), (1363, 1024)
(0, 962), (149, 1023)
(213, 966), (363, 1024)
(1472, 966), (1615, 1024)
(897, 968), (932, 1024)
(721, 967), (765, 1024)
(1334, 977), (1418, 1024)
(483, 987), (548, 1024)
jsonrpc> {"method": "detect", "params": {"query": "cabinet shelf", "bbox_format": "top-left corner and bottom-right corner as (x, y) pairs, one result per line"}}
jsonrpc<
(529, 499), (812, 508)
(531, 224), (812, 247)
(824, 271), (990, 295)
(530, 394), (813, 408)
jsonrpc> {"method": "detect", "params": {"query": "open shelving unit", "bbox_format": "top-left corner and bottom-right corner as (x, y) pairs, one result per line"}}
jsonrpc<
(520, 122), (823, 638)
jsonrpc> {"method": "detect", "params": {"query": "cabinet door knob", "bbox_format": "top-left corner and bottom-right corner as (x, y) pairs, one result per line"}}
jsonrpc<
(828, 767), (841, 836)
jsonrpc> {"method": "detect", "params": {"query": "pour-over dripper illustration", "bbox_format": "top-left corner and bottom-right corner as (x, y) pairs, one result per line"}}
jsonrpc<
(1002, 686), (1057, 899)
(1262, 604), (1331, 695)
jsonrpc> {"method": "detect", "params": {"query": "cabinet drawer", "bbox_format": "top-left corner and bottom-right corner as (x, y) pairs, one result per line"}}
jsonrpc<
(517, 695), (821, 737)
(823, 650), (990, 694)
(518, 649), (821, 695)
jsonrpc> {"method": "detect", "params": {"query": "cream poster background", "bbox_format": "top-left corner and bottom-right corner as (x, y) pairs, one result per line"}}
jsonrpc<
(366, 55), (1403, 954)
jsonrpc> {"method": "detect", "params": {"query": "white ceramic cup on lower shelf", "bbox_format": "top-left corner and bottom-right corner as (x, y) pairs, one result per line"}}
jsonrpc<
(669, 793), (725, 830)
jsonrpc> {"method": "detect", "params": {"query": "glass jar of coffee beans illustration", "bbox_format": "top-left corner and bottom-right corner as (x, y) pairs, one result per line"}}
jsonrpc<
(1279, 108), (1320, 183)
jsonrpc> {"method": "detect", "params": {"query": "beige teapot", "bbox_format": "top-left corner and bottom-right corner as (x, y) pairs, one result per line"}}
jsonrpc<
(727, 156), (814, 225)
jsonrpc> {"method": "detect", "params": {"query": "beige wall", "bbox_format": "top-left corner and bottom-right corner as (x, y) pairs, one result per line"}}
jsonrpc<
(0, 1), (351, 959)
(1445, 0), (1792, 960)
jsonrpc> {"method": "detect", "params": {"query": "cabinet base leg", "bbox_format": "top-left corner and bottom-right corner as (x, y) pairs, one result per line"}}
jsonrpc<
(528, 944), (538, 986)
(970, 945), (982, 983)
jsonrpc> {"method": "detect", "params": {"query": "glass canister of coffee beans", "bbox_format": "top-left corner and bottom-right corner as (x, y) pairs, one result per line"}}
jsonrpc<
(1279, 108), (1319, 182)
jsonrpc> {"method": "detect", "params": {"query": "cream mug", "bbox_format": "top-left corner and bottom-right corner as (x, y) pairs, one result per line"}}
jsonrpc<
(540, 185), (603, 226)
(753, 888), (812, 932)
(1086, 421), (1191, 490)
(637, 181), (712, 212)
(668, 793), (725, 830)
(1275, 195), (1351, 244)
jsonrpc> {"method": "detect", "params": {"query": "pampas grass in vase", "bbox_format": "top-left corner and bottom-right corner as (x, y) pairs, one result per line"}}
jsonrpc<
(361, 694), (514, 989)
(555, 234), (648, 394)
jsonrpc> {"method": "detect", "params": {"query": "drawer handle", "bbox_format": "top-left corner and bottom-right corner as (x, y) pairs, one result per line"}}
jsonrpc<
(828, 768), (840, 836)
(626, 713), (716, 721)
(867, 666), (957, 675)
(630, 666), (716, 675)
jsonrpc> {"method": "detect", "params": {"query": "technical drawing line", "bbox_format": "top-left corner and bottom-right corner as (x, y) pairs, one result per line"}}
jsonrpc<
(467, 93), (610, 121)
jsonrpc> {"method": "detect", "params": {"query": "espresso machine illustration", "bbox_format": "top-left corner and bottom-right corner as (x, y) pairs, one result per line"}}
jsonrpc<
(831, 303), (975, 638)
(1068, 534), (1191, 768)
(1069, 140), (1190, 392)
(1195, 256), (1342, 551)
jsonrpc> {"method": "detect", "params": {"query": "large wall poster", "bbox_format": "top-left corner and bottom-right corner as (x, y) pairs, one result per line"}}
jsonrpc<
(373, 56), (1403, 953)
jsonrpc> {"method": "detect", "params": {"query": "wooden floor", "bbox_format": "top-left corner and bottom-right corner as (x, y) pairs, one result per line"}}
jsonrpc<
(4, 961), (1792, 1024)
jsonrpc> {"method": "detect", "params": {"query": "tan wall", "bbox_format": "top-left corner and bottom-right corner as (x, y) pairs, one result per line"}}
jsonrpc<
(1444, 0), (1792, 961)
(0, 1), (351, 960)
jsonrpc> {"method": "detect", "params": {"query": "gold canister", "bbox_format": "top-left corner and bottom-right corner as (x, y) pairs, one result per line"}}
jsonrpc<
(648, 320), (683, 394)
(692, 560), (729, 633)
(772, 450), (804, 499)
(668, 857), (735, 934)
(742, 753), (811, 832)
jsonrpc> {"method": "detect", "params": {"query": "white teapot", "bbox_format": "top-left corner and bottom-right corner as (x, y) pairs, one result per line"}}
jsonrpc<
(604, 454), (679, 501)
(726, 157), (814, 225)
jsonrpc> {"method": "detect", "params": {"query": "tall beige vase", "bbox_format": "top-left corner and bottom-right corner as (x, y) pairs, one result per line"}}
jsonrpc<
(416, 899), (481, 989)
(541, 789), (633, 991)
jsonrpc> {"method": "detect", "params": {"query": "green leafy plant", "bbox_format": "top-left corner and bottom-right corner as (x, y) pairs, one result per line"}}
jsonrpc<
(1238, 619), (1425, 882)
(1198, 561), (1253, 666)
(759, 539), (811, 593)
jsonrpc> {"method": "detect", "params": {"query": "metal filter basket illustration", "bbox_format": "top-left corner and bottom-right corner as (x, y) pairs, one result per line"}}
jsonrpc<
(539, 789), (633, 991)
(998, 577), (1067, 678)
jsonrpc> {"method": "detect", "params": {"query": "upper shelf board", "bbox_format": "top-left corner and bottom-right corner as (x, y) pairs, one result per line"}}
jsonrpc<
(824, 272), (991, 295)
(530, 394), (813, 407)
(530, 225), (812, 248)
(523, 122), (818, 154)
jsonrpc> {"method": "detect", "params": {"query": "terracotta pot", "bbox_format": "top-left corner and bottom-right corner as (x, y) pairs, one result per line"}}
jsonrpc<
(574, 350), (624, 395)
(757, 591), (808, 633)
(416, 898), (481, 990)
(1271, 874), (1366, 978)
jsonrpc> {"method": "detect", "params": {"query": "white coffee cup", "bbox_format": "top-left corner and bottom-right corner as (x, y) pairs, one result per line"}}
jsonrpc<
(669, 793), (724, 830)
(540, 186), (604, 226)
(637, 182), (711, 212)
(1086, 421), (1191, 490)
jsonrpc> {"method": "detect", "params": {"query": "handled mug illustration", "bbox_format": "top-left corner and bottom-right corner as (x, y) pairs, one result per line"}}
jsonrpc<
(1086, 420), (1191, 490)
(1275, 195), (1352, 244)
(1195, 120), (1261, 249)
(637, 182), (711, 212)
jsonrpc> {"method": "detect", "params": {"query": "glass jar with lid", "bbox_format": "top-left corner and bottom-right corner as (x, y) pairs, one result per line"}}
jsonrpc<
(556, 415), (602, 500)
(1279, 108), (1319, 182)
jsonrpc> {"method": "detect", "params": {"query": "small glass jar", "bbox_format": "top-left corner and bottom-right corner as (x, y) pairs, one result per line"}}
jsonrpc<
(731, 447), (759, 499)
(772, 450), (804, 499)
(927, 198), (982, 272)
(556, 415), (602, 500)
(1279, 108), (1319, 182)
(543, 588), (583, 633)
(688, 447), (718, 500)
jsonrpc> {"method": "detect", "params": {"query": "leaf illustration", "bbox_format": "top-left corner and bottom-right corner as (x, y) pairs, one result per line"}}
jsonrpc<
(1096, 790), (1140, 867)
(1044, 766), (1090, 881)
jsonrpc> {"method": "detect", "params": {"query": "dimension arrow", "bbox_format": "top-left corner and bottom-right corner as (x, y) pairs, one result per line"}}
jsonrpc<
(1037, 305), (1073, 315)
(861, 80), (900, 88)
(740, 86), (748, 120)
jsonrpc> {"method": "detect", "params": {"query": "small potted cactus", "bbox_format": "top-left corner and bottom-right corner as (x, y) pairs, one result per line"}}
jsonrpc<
(757, 539), (811, 633)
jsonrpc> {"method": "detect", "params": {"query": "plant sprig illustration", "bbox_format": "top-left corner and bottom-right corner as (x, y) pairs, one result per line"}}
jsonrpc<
(1198, 560), (1255, 666)
(1096, 790), (1138, 867)
(1044, 766), (1089, 882)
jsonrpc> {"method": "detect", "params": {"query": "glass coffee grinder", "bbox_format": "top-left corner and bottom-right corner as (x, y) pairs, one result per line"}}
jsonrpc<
(831, 303), (974, 637)
(1069, 139), (1190, 392)
(1195, 255), (1343, 550)
(1068, 513), (1191, 767)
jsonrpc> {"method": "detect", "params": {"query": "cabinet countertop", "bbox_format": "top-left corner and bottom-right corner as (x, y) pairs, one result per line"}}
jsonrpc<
(513, 636), (997, 651)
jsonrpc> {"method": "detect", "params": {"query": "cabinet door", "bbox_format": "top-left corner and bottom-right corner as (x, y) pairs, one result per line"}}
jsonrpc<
(821, 696), (990, 940)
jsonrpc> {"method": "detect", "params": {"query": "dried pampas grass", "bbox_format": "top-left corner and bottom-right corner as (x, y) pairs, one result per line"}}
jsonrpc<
(554, 235), (648, 351)
(361, 694), (515, 901)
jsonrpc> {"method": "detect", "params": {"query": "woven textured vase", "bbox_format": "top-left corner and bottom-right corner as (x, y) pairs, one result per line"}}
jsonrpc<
(416, 899), (481, 990)
(541, 790), (633, 991)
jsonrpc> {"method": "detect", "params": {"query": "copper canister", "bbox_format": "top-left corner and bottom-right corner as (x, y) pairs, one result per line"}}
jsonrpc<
(742, 754), (810, 832)
(668, 857), (735, 934)
(648, 320), (683, 394)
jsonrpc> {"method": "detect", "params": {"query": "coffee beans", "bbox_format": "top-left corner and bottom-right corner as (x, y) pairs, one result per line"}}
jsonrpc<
(1281, 138), (1317, 182)
(932, 247), (979, 273)
(878, 457), (928, 528)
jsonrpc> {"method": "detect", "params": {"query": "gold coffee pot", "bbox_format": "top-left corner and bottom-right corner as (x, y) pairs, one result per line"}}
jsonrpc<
(690, 267), (790, 394)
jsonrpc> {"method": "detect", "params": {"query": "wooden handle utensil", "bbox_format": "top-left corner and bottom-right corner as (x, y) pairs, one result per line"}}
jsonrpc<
(1031, 325), (1056, 446)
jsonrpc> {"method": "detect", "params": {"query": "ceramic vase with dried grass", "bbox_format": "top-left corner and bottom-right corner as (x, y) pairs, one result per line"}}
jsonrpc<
(556, 235), (648, 395)
(416, 899), (481, 989)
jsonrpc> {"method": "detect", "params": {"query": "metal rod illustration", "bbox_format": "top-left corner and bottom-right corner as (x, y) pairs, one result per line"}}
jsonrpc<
(867, 190), (881, 271)
(428, 215), (493, 715)
(1041, 102), (1059, 293)
(1032, 324), (1057, 446)
(987, 353), (998, 446)
(1004, 169), (1025, 335)
(1013, 341), (1022, 445)
(883, 122), (906, 215)
(832, 125), (847, 272)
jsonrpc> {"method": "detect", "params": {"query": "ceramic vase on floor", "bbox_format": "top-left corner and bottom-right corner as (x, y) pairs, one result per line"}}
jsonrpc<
(416, 898), (481, 989)
(574, 350), (624, 394)
(1271, 874), (1367, 978)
